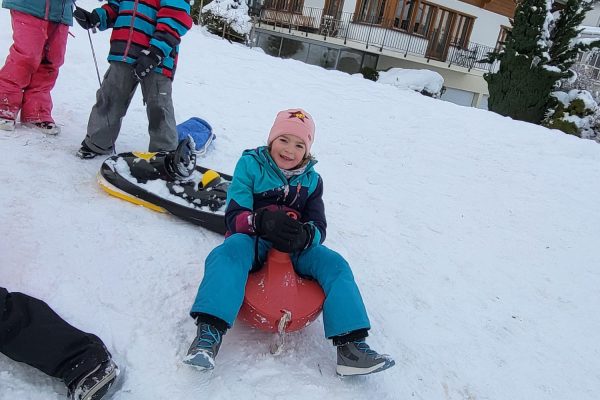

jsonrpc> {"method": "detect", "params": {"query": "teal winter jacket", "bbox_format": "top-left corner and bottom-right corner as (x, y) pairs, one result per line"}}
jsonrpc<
(2, 0), (73, 25)
(225, 146), (327, 247)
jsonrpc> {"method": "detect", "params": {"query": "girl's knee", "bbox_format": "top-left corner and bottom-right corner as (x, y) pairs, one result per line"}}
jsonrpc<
(328, 260), (354, 280)
(300, 246), (354, 281)
(310, 246), (350, 268)
(205, 234), (254, 270)
(222, 234), (254, 249)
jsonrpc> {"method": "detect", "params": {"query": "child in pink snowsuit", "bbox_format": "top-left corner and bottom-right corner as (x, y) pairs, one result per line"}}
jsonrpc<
(0, 0), (73, 135)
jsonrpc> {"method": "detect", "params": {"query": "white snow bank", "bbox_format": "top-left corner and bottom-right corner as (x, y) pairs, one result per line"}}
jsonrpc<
(202, 0), (252, 35)
(377, 68), (444, 96)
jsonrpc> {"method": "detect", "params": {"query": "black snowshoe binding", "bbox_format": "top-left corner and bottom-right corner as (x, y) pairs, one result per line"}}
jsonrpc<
(98, 138), (232, 234)
(126, 137), (197, 182)
(165, 178), (228, 212)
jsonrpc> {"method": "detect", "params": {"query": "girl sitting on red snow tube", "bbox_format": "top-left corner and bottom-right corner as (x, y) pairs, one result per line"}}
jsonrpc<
(183, 109), (394, 377)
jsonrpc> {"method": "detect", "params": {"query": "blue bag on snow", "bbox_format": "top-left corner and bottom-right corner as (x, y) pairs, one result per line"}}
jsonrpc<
(177, 117), (216, 155)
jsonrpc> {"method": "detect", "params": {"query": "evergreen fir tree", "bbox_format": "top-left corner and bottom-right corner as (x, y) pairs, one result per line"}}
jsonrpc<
(542, 0), (600, 138)
(486, 0), (600, 126)
(484, 0), (560, 124)
(547, 0), (596, 78)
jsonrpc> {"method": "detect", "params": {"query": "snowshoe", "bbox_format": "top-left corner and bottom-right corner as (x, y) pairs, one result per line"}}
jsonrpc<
(98, 139), (231, 234)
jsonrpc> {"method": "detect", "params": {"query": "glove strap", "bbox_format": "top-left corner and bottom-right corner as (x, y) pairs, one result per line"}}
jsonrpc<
(143, 48), (163, 64)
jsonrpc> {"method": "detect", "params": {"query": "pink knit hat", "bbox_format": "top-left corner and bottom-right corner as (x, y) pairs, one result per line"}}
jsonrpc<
(267, 109), (315, 155)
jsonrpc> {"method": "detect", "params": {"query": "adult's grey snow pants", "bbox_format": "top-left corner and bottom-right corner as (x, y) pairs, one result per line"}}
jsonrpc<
(0, 287), (111, 387)
(83, 61), (178, 154)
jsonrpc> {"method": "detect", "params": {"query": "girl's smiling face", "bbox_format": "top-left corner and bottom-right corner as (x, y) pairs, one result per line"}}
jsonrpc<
(269, 134), (307, 170)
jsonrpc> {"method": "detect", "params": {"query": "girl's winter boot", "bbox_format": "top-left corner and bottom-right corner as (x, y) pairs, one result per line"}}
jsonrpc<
(183, 322), (224, 371)
(336, 339), (395, 376)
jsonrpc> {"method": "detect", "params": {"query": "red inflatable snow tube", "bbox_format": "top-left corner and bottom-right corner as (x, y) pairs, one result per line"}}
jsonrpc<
(239, 248), (325, 333)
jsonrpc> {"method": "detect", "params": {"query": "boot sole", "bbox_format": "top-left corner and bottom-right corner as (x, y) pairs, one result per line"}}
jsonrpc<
(183, 350), (215, 371)
(22, 122), (60, 135)
(76, 150), (101, 159)
(336, 358), (395, 376)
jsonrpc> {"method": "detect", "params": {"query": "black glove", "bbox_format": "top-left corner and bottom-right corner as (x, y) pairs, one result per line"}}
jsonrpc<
(73, 7), (100, 30)
(133, 47), (163, 81)
(254, 210), (312, 253)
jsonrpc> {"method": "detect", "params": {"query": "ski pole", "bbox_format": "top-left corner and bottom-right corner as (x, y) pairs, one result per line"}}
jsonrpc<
(87, 30), (102, 87)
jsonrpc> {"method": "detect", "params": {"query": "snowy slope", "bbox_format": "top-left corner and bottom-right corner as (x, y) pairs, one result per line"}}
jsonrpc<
(1, 1), (600, 399)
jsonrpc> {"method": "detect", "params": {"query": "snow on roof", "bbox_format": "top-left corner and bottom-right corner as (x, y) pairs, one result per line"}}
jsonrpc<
(579, 25), (600, 37)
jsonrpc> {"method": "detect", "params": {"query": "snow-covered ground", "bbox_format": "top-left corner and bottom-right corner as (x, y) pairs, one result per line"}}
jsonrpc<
(1, 2), (600, 399)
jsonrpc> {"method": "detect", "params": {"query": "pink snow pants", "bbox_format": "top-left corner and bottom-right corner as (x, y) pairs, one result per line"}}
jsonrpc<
(0, 10), (68, 123)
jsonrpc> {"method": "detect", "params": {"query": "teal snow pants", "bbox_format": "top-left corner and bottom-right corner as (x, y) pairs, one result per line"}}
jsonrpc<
(190, 234), (371, 338)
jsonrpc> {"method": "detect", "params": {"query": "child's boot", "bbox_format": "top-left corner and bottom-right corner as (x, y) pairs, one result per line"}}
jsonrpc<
(0, 117), (15, 131)
(76, 141), (103, 159)
(67, 359), (119, 400)
(336, 339), (395, 376)
(22, 121), (61, 135)
(183, 322), (224, 370)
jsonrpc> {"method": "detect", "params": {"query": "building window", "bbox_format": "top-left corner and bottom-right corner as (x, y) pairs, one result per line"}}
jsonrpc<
(412, 1), (434, 36)
(494, 26), (510, 52)
(257, 34), (282, 57)
(255, 31), (379, 73)
(264, 0), (304, 13)
(357, 0), (387, 24)
(281, 38), (309, 61)
(306, 44), (338, 69)
(389, 0), (474, 47)
(393, 0), (416, 30)
(356, 0), (473, 41)
(337, 49), (364, 73)
(450, 14), (473, 48)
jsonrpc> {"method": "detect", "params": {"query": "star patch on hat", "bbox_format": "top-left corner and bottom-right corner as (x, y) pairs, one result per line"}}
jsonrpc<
(288, 111), (308, 122)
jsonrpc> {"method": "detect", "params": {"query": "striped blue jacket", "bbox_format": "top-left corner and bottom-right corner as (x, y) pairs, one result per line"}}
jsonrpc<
(94, 0), (192, 78)
(226, 146), (327, 247)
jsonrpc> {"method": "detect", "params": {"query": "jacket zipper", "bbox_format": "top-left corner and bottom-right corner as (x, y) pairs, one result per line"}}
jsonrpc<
(123, 0), (140, 61)
(45, 0), (50, 20)
(288, 181), (301, 206)
(263, 150), (312, 206)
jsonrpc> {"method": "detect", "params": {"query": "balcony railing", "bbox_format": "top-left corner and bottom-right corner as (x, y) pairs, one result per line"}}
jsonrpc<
(255, 6), (498, 73)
